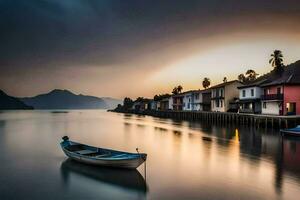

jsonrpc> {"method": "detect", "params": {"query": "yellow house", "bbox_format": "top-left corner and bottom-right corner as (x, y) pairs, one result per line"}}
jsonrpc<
(210, 80), (243, 112)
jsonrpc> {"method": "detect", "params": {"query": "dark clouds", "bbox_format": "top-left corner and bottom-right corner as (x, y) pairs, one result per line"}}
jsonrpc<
(0, 0), (300, 96)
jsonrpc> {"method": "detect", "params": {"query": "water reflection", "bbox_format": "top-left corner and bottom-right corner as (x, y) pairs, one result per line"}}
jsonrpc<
(154, 126), (168, 132)
(202, 136), (212, 142)
(124, 122), (132, 126)
(282, 137), (300, 177)
(0, 111), (300, 199)
(60, 159), (148, 193)
(173, 130), (182, 136)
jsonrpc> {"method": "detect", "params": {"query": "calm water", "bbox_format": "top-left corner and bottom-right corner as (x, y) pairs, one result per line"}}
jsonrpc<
(0, 110), (300, 199)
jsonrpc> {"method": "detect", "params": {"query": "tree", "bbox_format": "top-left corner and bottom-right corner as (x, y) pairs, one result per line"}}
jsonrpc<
(154, 94), (171, 101)
(123, 97), (133, 110)
(238, 74), (246, 83)
(202, 77), (211, 89)
(177, 85), (183, 93)
(172, 85), (183, 95)
(223, 77), (227, 83)
(135, 97), (144, 102)
(172, 87), (178, 95)
(269, 50), (284, 73)
(245, 69), (259, 81)
(238, 69), (259, 83)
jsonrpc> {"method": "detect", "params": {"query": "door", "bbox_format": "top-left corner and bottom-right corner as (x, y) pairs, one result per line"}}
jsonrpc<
(286, 102), (296, 115)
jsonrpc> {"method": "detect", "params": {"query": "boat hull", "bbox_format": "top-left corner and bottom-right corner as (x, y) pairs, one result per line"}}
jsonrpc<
(281, 130), (300, 137)
(60, 140), (147, 169)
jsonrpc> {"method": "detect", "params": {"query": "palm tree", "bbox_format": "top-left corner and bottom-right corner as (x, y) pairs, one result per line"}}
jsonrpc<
(269, 50), (284, 72)
(177, 85), (183, 93)
(223, 77), (227, 83)
(172, 87), (178, 95)
(202, 77), (211, 89)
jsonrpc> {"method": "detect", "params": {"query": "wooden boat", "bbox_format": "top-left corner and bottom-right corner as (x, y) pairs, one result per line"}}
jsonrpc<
(60, 136), (147, 169)
(281, 125), (300, 137)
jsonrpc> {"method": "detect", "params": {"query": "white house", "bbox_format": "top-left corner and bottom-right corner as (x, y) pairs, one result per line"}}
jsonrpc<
(181, 90), (211, 111)
(238, 80), (265, 114)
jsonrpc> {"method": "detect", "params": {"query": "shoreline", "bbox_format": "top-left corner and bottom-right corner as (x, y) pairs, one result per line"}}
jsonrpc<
(110, 109), (300, 129)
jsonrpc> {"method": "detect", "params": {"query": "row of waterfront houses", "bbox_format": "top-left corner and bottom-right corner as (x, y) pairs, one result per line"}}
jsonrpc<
(131, 63), (300, 116)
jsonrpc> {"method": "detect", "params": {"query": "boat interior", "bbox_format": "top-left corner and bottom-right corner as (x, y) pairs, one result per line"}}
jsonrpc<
(65, 143), (138, 159)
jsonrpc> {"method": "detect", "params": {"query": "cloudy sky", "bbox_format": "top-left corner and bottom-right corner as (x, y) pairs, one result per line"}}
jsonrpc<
(1, 0), (300, 99)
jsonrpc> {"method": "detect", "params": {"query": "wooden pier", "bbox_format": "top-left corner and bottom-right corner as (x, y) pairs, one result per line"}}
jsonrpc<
(115, 110), (300, 129)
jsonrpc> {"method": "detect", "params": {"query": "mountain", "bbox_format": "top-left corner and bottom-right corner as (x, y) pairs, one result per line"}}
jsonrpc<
(20, 89), (120, 110)
(0, 90), (33, 110)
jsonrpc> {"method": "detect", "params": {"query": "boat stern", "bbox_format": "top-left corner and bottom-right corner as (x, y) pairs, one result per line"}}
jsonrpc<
(141, 153), (147, 161)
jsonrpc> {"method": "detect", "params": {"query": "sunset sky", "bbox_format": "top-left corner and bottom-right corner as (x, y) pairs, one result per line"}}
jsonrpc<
(1, 0), (300, 99)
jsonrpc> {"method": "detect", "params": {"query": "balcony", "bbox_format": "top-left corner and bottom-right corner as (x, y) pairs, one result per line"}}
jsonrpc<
(261, 94), (283, 101)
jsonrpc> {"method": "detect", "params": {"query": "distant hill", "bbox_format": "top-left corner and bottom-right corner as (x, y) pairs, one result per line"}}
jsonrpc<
(0, 90), (33, 110)
(20, 89), (121, 110)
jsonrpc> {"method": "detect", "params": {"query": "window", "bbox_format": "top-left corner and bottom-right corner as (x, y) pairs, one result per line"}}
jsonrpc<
(244, 103), (250, 109)
(195, 94), (199, 100)
(251, 89), (254, 96)
(242, 90), (246, 97)
(277, 87), (281, 94)
(263, 102), (267, 109)
(216, 100), (220, 107)
(220, 89), (223, 97)
(220, 100), (223, 107)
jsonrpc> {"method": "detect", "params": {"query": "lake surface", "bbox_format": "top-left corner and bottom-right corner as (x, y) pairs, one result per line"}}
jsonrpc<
(0, 110), (300, 199)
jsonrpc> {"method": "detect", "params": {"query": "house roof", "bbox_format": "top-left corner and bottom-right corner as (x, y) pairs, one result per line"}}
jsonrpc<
(160, 97), (170, 102)
(172, 89), (198, 97)
(237, 78), (268, 89)
(236, 61), (300, 89)
(172, 88), (212, 97)
(201, 88), (211, 93)
(210, 80), (241, 89)
(259, 60), (300, 87)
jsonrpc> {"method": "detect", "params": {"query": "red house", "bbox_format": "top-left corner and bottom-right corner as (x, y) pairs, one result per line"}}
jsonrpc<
(261, 64), (300, 115)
